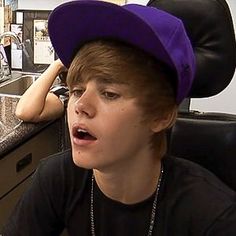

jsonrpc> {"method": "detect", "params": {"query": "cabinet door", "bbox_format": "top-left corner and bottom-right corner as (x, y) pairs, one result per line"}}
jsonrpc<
(0, 174), (33, 230)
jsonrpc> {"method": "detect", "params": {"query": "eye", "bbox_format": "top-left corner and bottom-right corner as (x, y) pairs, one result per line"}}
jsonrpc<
(102, 91), (120, 100)
(70, 88), (84, 98)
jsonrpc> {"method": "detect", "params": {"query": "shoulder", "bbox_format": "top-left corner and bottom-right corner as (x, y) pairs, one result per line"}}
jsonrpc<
(34, 149), (91, 206)
(163, 155), (236, 198)
(34, 149), (91, 219)
(162, 156), (236, 232)
(36, 149), (89, 189)
(2, 150), (90, 234)
(37, 148), (74, 176)
(35, 149), (72, 185)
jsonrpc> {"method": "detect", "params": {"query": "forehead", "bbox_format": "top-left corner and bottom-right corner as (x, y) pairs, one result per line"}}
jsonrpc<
(67, 61), (133, 87)
(75, 75), (130, 86)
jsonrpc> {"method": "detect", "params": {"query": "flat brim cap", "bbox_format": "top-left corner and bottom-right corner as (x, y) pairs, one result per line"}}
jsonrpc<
(48, 0), (196, 103)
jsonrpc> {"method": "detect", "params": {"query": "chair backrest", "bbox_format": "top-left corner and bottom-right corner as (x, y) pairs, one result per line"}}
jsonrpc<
(169, 112), (236, 191)
(147, 0), (236, 191)
(148, 0), (236, 98)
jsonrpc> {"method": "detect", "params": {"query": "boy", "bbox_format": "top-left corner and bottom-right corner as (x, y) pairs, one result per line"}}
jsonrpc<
(3, 1), (236, 235)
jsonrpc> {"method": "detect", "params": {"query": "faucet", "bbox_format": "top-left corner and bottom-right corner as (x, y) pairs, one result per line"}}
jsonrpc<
(0, 31), (23, 49)
(0, 31), (23, 82)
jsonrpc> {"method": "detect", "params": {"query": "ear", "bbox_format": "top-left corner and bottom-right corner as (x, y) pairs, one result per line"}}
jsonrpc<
(150, 109), (177, 133)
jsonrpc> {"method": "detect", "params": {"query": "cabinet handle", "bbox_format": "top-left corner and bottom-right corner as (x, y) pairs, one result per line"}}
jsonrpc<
(16, 153), (32, 172)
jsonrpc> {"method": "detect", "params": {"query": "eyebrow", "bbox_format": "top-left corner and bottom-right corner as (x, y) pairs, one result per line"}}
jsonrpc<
(75, 75), (129, 86)
(99, 77), (125, 84)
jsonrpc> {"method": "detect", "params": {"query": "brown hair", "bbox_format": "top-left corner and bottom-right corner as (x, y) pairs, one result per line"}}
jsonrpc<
(67, 40), (178, 157)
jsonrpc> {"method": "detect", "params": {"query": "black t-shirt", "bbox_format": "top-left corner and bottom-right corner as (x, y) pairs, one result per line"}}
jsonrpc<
(2, 149), (236, 236)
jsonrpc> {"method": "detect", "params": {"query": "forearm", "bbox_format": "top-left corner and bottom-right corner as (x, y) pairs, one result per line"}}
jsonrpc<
(15, 60), (65, 121)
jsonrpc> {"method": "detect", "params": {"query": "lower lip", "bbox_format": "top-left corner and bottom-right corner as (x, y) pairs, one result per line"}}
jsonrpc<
(72, 136), (97, 146)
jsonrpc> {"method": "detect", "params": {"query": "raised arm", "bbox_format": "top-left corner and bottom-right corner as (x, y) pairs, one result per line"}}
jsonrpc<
(15, 59), (67, 122)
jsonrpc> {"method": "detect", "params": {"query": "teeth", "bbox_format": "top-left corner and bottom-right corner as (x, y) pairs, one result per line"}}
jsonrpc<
(77, 128), (87, 133)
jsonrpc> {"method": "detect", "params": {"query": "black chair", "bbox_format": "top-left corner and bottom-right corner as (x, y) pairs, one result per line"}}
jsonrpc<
(147, 0), (236, 191)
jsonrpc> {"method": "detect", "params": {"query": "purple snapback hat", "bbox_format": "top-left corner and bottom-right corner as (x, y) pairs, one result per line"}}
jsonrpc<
(48, 0), (196, 103)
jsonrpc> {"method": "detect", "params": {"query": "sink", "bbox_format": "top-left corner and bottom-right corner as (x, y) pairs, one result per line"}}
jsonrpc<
(0, 75), (38, 96)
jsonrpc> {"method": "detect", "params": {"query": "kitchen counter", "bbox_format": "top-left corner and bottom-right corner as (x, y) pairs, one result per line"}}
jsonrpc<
(0, 95), (57, 159)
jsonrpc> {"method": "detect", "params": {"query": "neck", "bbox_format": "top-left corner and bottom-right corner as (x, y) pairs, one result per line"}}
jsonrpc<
(93, 157), (162, 204)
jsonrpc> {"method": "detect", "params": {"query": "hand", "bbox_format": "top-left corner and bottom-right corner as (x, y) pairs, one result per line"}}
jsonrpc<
(53, 58), (67, 74)
(52, 59), (68, 84)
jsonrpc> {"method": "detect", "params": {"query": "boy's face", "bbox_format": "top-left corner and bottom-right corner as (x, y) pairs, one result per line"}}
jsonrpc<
(67, 78), (156, 172)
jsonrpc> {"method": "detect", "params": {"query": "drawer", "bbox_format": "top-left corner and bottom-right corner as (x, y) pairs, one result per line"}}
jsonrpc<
(0, 174), (33, 230)
(0, 122), (61, 198)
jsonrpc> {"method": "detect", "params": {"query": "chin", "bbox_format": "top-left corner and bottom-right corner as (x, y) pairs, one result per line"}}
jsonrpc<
(72, 158), (93, 170)
(72, 150), (94, 170)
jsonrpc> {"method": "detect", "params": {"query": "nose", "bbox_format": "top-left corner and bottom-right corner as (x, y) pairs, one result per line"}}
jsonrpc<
(74, 91), (96, 118)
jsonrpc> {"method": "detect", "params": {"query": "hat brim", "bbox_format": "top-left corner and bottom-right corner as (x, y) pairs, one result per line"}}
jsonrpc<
(48, 1), (174, 69)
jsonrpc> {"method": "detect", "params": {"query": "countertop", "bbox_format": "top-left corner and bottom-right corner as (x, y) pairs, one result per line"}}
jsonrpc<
(0, 95), (54, 159)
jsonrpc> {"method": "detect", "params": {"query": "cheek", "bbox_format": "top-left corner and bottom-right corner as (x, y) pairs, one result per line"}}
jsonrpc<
(104, 107), (145, 137)
(66, 103), (75, 129)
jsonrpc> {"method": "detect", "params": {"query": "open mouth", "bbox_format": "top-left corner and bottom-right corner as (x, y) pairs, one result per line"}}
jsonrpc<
(73, 128), (97, 141)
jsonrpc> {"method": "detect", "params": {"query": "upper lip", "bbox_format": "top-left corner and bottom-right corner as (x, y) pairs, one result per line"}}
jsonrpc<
(72, 123), (97, 139)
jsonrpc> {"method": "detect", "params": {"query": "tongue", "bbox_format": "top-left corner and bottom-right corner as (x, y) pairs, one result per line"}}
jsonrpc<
(78, 132), (96, 140)
(83, 133), (96, 140)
